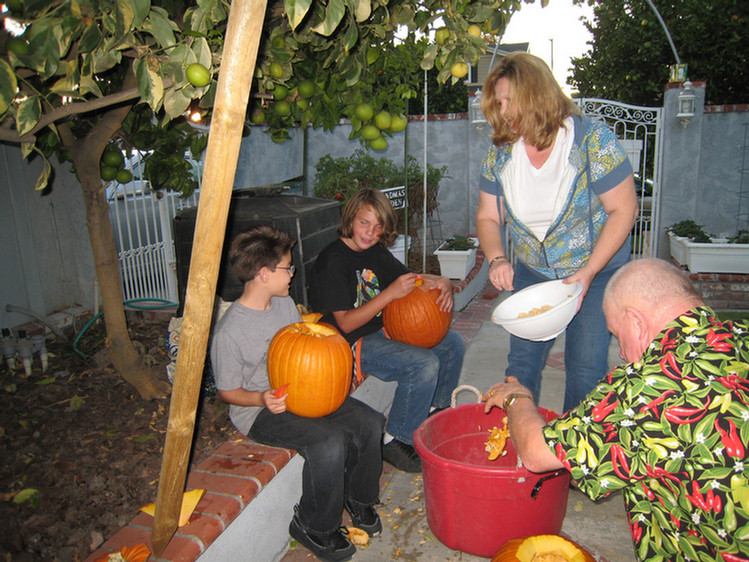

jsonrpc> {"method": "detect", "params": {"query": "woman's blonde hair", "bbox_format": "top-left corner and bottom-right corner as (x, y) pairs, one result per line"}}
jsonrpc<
(338, 187), (398, 247)
(481, 52), (579, 150)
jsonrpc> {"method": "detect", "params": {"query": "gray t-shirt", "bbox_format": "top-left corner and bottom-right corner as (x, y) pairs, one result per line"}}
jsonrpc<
(210, 296), (301, 434)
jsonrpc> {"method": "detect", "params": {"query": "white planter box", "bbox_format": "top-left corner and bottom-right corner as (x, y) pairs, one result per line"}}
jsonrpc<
(668, 233), (749, 274)
(388, 234), (411, 265)
(434, 237), (478, 279)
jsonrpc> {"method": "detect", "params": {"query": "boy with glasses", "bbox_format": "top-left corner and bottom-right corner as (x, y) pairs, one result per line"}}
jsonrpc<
(211, 225), (385, 562)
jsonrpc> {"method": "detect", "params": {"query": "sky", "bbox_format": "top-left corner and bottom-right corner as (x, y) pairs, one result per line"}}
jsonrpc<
(501, 0), (595, 95)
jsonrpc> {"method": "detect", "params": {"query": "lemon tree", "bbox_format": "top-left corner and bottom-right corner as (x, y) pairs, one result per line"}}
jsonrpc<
(0, 0), (529, 398)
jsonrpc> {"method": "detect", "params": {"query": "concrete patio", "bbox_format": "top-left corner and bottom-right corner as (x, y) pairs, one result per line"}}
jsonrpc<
(281, 281), (638, 562)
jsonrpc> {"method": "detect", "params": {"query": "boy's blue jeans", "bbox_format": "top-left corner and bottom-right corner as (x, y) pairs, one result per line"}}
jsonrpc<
(508, 261), (616, 413)
(359, 328), (465, 445)
(249, 396), (385, 535)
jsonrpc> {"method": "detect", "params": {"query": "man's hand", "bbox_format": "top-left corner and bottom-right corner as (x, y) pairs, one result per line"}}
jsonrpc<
(482, 376), (534, 413)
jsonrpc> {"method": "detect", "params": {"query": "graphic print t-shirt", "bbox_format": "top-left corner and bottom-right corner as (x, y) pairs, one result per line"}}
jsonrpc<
(310, 238), (409, 345)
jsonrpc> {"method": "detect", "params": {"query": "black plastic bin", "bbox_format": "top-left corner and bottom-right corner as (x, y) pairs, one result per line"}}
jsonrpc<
(173, 189), (340, 311)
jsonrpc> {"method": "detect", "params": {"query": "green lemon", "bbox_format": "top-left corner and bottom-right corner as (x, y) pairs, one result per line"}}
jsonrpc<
(6, 37), (28, 56)
(251, 109), (265, 124)
(435, 27), (450, 45)
(269, 62), (284, 79)
(467, 24), (482, 37)
(370, 136), (388, 151)
(273, 100), (292, 116)
(450, 61), (469, 79)
(101, 150), (124, 168)
(390, 114), (407, 133)
(116, 170), (133, 183)
(374, 111), (392, 130)
(355, 103), (375, 122)
(361, 125), (381, 141)
(100, 165), (118, 181)
(186, 63), (211, 87)
(273, 84), (289, 100)
(298, 80), (316, 99)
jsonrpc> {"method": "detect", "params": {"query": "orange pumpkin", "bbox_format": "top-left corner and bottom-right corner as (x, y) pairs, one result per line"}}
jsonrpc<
(94, 543), (150, 562)
(267, 320), (352, 417)
(383, 284), (450, 348)
(492, 535), (595, 562)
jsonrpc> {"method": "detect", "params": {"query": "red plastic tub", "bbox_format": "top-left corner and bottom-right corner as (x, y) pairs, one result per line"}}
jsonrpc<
(413, 403), (570, 558)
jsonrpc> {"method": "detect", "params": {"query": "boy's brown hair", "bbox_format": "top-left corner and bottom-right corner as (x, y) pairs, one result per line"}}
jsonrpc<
(338, 187), (398, 246)
(228, 225), (295, 284)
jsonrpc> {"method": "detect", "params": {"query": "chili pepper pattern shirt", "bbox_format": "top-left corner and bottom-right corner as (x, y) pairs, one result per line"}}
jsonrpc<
(542, 307), (749, 562)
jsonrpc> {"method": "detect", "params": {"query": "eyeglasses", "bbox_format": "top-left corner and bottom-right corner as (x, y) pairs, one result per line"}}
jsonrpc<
(275, 265), (296, 275)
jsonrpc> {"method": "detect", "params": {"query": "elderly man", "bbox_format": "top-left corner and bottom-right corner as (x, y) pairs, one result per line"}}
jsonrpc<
(484, 259), (749, 562)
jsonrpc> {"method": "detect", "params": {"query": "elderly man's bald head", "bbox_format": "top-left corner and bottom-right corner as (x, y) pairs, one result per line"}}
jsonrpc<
(604, 259), (701, 312)
(602, 260), (703, 362)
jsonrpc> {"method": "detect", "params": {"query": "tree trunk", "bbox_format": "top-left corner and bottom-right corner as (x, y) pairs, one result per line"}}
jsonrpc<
(60, 80), (171, 400)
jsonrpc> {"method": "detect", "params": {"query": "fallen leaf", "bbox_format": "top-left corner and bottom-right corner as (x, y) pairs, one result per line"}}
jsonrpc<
(140, 488), (205, 526)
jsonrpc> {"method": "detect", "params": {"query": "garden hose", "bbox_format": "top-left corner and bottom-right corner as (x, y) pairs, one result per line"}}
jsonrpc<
(72, 298), (178, 358)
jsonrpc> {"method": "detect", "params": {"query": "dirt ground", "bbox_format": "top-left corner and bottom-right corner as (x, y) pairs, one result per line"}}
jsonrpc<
(0, 316), (236, 562)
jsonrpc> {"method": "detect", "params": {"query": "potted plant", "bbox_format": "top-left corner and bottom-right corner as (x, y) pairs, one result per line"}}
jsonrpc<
(434, 235), (478, 279)
(667, 220), (749, 274)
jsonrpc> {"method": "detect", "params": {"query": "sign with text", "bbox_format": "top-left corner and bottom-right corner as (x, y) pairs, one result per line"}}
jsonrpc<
(381, 186), (406, 210)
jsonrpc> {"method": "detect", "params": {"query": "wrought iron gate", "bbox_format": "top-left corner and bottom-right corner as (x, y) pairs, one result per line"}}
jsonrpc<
(108, 152), (201, 303)
(576, 98), (663, 258)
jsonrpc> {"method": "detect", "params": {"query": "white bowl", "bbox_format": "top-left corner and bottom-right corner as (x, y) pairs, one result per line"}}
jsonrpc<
(491, 279), (583, 341)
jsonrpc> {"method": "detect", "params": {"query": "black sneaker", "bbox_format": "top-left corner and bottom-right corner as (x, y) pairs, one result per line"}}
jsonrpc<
(345, 499), (382, 536)
(289, 512), (356, 562)
(382, 439), (422, 473)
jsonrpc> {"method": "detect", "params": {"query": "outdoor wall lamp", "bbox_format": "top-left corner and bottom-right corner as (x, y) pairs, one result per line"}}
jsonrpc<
(470, 89), (486, 125)
(677, 80), (696, 127)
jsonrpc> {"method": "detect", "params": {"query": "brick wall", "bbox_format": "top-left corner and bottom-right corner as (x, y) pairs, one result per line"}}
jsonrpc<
(687, 272), (749, 310)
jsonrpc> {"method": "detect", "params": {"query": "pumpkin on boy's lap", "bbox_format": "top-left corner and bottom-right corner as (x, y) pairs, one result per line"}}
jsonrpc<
(267, 318), (352, 418)
(383, 284), (450, 348)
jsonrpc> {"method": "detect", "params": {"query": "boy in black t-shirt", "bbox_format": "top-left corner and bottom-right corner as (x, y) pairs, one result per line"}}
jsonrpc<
(310, 188), (465, 473)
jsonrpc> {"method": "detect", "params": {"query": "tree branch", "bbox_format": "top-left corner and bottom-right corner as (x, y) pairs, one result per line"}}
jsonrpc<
(0, 77), (173, 144)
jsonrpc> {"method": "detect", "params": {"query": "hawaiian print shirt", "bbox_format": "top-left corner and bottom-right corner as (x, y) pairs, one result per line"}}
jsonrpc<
(543, 307), (749, 562)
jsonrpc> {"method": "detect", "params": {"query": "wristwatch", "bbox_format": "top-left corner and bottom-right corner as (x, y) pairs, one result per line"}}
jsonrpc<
(502, 393), (534, 411)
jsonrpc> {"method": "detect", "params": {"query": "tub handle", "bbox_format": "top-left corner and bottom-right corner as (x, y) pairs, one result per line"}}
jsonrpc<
(530, 469), (568, 499)
(450, 384), (483, 407)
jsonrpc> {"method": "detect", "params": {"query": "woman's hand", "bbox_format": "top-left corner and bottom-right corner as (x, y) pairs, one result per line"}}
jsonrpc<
(489, 258), (514, 291)
(564, 265), (595, 312)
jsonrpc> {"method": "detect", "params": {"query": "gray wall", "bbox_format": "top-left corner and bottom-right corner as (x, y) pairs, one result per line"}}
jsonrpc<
(658, 83), (749, 258)
(2, 86), (748, 329)
(233, 115), (489, 247)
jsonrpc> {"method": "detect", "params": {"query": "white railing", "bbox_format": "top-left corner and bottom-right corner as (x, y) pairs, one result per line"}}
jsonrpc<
(108, 152), (201, 303)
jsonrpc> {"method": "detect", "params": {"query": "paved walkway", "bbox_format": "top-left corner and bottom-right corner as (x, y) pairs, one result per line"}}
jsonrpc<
(281, 282), (638, 562)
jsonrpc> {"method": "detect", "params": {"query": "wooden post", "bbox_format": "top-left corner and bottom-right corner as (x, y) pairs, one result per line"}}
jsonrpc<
(150, 0), (268, 554)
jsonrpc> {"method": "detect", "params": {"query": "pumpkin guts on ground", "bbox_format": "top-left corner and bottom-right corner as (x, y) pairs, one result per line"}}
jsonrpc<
(483, 259), (749, 562)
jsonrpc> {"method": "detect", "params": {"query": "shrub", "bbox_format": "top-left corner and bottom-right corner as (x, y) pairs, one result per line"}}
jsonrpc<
(313, 149), (448, 240)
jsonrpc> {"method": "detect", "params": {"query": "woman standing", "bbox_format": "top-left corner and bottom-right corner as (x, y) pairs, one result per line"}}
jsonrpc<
(476, 52), (638, 412)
